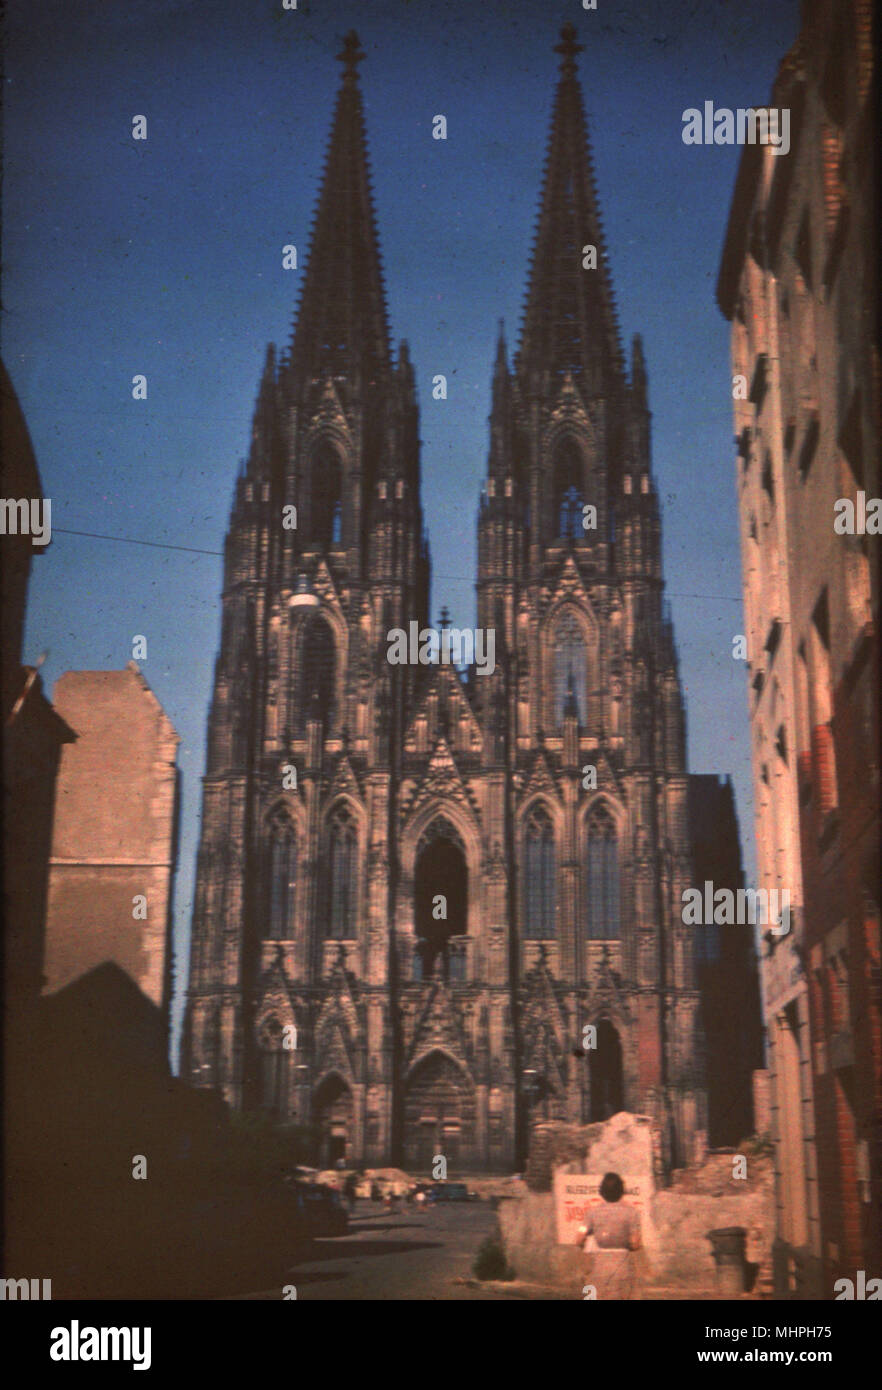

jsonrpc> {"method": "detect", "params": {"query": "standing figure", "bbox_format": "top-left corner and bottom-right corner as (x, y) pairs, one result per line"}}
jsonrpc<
(578, 1171), (642, 1300)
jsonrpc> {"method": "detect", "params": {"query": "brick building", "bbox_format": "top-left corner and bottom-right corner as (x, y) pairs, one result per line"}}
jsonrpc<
(44, 664), (181, 1038)
(183, 27), (758, 1172)
(1, 362), (74, 1017)
(717, 0), (879, 1297)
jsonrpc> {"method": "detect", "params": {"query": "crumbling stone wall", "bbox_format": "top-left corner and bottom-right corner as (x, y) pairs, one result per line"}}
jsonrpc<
(526, 1114), (661, 1191)
(503, 1116), (775, 1293)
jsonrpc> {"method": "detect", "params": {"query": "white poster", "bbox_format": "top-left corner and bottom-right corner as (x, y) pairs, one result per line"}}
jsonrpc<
(553, 1172), (650, 1245)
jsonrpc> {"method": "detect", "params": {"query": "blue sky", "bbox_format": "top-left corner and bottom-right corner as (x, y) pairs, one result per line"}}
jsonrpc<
(4, 0), (800, 1067)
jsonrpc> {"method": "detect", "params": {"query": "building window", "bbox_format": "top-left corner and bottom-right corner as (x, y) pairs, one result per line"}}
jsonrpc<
(808, 592), (838, 818)
(312, 441), (342, 548)
(267, 822), (297, 939)
(328, 803), (358, 938)
(297, 617), (335, 733)
(553, 439), (584, 539)
(524, 806), (556, 939)
(553, 609), (587, 727)
(449, 939), (467, 983)
(586, 806), (620, 939)
(558, 486), (583, 539)
(412, 941), (425, 982)
(258, 1016), (289, 1118)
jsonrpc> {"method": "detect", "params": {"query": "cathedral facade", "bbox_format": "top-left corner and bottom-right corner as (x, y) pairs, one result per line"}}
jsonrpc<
(182, 26), (712, 1173)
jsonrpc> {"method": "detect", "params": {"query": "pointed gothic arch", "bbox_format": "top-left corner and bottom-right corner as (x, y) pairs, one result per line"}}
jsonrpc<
(589, 1018), (624, 1121)
(552, 435), (585, 539)
(584, 801), (621, 939)
(257, 1014), (290, 1118)
(262, 792), (307, 841)
(404, 1049), (475, 1171)
(402, 794), (482, 941)
(295, 615), (336, 734)
(264, 812), (298, 941)
(324, 800), (360, 939)
(551, 607), (589, 727)
(313, 1071), (353, 1166)
(413, 816), (468, 982)
(523, 802), (557, 940)
(311, 437), (343, 549)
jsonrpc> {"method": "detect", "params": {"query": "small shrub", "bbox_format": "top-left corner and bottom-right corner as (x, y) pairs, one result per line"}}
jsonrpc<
(742, 1132), (774, 1159)
(473, 1235), (515, 1282)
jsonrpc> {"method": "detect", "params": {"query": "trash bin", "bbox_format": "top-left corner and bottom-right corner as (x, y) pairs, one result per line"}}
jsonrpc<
(707, 1227), (747, 1296)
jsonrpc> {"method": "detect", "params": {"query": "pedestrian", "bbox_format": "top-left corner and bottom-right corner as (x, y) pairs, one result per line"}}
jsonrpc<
(343, 1171), (357, 1213)
(577, 1171), (642, 1300)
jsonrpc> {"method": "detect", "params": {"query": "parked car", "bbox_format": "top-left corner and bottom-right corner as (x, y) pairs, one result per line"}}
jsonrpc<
(427, 1181), (471, 1203)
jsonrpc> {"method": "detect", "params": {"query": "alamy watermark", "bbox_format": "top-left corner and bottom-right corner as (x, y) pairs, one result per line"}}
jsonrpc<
(833, 1270), (881, 1300)
(1, 1276), (51, 1300)
(50, 1321), (151, 1370)
(0, 497), (51, 545)
(682, 881), (791, 934)
(386, 622), (496, 676)
(682, 103), (790, 156)
(834, 492), (881, 534)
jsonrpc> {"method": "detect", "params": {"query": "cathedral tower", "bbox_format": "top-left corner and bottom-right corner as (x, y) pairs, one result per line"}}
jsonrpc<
(183, 25), (708, 1172)
(475, 23), (706, 1166)
(183, 33), (429, 1162)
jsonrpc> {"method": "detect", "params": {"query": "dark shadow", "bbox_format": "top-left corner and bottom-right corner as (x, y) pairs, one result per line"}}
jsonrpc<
(414, 831), (467, 979)
(278, 1270), (348, 1287)
(589, 1019), (624, 1121)
(284, 1239), (443, 1265)
(337, 1221), (426, 1233)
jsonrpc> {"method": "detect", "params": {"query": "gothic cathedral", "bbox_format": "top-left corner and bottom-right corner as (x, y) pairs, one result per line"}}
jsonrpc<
(182, 26), (711, 1172)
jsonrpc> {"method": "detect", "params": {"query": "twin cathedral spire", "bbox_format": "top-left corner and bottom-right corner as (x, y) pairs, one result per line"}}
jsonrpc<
(184, 24), (705, 1172)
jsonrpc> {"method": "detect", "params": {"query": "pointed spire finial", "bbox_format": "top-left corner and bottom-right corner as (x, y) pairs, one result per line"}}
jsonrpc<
(516, 21), (623, 388)
(554, 22), (583, 75)
(631, 332), (647, 396)
(290, 25), (391, 385)
(494, 319), (508, 376)
(337, 30), (364, 78)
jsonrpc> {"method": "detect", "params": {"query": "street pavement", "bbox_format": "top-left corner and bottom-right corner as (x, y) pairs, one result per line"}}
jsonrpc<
(233, 1199), (566, 1301)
